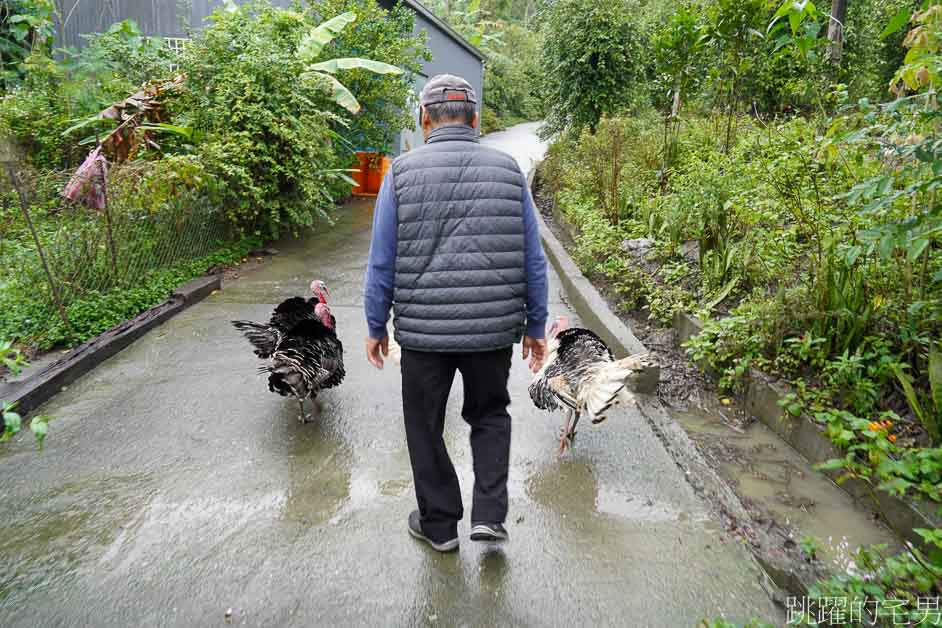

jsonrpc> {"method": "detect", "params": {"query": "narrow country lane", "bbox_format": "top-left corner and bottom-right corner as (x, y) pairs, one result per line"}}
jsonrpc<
(0, 123), (781, 627)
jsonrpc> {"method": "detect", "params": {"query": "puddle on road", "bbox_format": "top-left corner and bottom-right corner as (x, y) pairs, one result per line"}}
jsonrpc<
(669, 399), (901, 572)
(525, 457), (690, 525)
(0, 472), (155, 608)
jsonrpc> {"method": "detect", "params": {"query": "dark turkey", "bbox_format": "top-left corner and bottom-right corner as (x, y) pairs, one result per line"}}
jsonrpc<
(232, 280), (345, 422)
(529, 315), (654, 453)
(231, 280), (329, 358)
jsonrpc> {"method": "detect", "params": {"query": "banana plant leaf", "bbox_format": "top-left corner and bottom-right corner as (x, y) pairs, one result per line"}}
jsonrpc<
(298, 12), (357, 63)
(308, 57), (403, 75)
(138, 123), (194, 139)
(61, 115), (114, 138)
(311, 72), (361, 113)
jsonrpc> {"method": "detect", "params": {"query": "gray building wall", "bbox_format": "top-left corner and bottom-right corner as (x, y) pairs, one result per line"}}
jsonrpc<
(57, 0), (187, 47)
(410, 12), (484, 108)
(378, 1), (484, 154)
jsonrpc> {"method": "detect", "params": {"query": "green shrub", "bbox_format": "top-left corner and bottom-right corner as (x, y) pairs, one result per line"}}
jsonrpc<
(62, 20), (174, 98)
(313, 0), (429, 154)
(0, 55), (82, 169)
(0, 236), (260, 350)
(175, 1), (422, 236)
(0, 0), (55, 90)
(174, 4), (348, 236)
(539, 0), (649, 136)
(481, 105), (504, 134)
(0, 19), (173, 170)
(484, 23), (543, 126)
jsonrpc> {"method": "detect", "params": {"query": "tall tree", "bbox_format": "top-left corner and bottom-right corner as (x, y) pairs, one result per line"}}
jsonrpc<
(827, 0), (848, 65)
(539, 0), (646, 136)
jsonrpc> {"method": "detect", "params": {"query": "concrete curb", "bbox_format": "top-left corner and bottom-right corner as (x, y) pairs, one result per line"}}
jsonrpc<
(675, 310), (942, 550)
(3, 274), (221, 417)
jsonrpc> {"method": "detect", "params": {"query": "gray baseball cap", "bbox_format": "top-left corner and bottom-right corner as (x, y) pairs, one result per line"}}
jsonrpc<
(420, 74), (477, 106)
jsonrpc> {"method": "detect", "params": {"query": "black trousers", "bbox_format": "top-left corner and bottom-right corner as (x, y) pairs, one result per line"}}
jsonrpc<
(401, 346), (513, 543)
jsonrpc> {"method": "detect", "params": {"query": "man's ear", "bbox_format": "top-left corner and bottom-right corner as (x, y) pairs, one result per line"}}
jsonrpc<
(471, 110), (479, 130)
(420, 106), (431, 130)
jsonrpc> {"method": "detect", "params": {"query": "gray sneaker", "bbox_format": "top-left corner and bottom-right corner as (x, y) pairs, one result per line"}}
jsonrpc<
(408, 510), (458, 552)
(470, 522), (509, 542)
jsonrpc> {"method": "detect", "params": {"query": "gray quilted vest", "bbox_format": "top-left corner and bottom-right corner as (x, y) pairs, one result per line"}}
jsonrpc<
(392, 124), (526, 352)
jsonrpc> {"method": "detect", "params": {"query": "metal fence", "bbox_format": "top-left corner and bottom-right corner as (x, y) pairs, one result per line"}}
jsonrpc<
(1, 165), (233, 332)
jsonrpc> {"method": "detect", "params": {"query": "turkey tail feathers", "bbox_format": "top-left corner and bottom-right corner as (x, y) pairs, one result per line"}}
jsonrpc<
(387, 337), (402, 366)
(582, 353), (652, 422)
(232, 320), (280, 358)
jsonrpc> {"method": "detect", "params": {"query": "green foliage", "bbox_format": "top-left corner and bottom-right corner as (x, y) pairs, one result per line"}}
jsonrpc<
(0, 18), (173, 170)
(64, 20), (175, 92)
(483, 23), (543, 128)
(799, 534), (822, 561)
(796, 539), (942, 625)
(651, 1), (706, 147)
(424, 1), (542, 131)
(0, 232), (261, 350)
(0, 338), (26, 374)
(0, 0), (55, 90)
(297, 10), (406, 115)
(843, 0), (912, 99)
(0, 343), (49, 447)
(539, 0), (649, 137)
(174, 2), (405, 236)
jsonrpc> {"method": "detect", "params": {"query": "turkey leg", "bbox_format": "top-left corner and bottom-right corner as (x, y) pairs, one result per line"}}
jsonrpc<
(297, 398), (313, 424)
(558, 409), (582, 455)
(557, 408), (579, 455)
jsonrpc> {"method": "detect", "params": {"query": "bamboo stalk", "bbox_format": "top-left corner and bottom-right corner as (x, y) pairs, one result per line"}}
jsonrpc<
(4, 164), (71, 331)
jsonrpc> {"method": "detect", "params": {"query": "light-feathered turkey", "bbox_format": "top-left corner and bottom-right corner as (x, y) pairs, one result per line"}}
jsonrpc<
(529, 315), (654, 454)
(232, 280), (344, 421)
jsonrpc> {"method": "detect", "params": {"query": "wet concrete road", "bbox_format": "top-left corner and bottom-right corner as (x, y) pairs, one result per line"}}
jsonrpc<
(0, 125), (781, 627)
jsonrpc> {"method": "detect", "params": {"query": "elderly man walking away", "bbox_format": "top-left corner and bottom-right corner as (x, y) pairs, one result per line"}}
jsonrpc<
(363, 74), (549, 553)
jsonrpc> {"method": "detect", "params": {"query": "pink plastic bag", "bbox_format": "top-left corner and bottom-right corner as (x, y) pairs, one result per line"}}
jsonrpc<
(62, 147), (109, 209)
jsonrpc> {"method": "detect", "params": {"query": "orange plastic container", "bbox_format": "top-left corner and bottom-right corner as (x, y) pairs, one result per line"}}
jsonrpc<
(353, 152), (390, 195)
(367, 156), (391, 193)
(351, 152), (369, 194)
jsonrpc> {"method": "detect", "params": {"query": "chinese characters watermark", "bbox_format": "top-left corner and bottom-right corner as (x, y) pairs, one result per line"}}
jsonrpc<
(786, 596), (941, 625)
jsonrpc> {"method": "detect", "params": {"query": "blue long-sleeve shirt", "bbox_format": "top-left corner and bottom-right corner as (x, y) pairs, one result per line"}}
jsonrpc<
(364, 169), (548, 341)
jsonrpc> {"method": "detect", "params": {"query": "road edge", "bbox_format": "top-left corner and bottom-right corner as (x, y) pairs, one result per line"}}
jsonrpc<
(3, 275), (221, 417)
(529, 165), (821, 601)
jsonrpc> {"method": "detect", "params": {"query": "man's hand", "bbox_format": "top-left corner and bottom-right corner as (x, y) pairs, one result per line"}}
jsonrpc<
(366, 336), (389, 370)
(522, 336), (547, 373)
